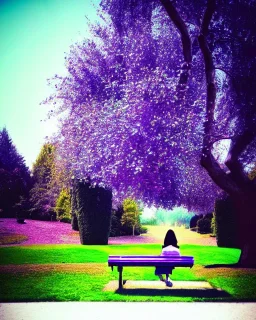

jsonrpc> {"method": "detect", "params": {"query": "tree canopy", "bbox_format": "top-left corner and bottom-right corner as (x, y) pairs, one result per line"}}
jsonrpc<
(44, 1), (228, 212)
(44, 0), (256, 265)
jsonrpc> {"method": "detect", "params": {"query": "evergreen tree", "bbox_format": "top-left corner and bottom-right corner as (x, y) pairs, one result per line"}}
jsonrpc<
(29, 144), (58, 220)
(0, 128), (32, 217)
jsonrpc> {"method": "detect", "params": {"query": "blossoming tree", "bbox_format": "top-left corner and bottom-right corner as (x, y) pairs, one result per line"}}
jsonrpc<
(45, 0), (256, 266)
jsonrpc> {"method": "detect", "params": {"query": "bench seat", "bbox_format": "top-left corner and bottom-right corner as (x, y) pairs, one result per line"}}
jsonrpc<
(108, 255), (194, 289)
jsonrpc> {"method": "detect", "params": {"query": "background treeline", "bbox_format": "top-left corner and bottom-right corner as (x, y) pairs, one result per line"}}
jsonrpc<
(0, 127), (243, 246)
(140, 207), (192, 228)
(0, 129), (145, 237)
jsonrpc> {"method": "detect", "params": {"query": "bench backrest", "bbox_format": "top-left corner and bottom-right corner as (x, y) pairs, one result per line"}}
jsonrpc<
(108, 255), (194, 267)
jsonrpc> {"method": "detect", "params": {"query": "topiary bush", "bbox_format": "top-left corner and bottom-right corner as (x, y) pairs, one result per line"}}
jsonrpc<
(214, 197), (239, 248)
(197, 213), (213, 234)
(73, 178), (112, 245)
(190, 214), (203, 231)
(55, 189), (71, 223)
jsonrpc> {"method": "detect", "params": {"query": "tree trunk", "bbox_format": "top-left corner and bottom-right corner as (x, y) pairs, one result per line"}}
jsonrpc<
(162, 0), (256, 267)
(132, 225), (135, 236)
(232, 194), (256, 267)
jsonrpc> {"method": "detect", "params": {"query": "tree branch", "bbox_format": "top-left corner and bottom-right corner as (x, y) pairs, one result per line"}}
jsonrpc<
(198, 0), (240, 195)
(160, 0), (192, 99)
(160, 0), (192, 64)
(225, 130), (256, 188)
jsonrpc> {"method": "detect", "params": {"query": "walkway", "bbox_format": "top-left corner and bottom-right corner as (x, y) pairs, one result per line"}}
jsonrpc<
(0, 302), (255, 320)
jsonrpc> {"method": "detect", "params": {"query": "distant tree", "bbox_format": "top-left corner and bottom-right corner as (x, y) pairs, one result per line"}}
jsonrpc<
(121, 198), (141, 236)
(29, 144), (58, 220)
(0, 127), (32, 217)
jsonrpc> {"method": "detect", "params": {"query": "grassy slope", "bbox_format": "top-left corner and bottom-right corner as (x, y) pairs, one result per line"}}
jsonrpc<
(1, 244), (256, 302)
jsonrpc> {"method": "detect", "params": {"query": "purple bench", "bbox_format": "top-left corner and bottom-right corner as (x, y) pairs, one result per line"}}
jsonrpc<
(108, 255), (194, 289)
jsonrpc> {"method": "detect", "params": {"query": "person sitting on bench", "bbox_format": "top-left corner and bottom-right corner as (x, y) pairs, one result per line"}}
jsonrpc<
(155, 229), (180, 287)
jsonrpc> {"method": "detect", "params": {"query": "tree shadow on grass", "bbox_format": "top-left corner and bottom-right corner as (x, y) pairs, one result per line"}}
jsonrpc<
(205, 263), (242, 269)
(116, 288), (230, 298)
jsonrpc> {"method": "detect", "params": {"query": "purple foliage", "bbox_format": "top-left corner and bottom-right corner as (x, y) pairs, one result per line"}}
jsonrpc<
(43, 0), (255, 214)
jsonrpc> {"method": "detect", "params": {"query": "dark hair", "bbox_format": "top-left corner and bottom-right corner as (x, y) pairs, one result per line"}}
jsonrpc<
(162, 229), (179, 249)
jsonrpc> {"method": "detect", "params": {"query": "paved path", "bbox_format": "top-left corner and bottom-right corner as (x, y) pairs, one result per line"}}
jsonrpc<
(0, 302), (256, 320)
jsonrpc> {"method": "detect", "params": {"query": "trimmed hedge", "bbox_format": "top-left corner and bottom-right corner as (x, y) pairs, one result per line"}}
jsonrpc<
(190, 214), (203, 231)
(214, 197), (239, 248)
(197, 213), (213, 234)
(72, 179), (112, 245)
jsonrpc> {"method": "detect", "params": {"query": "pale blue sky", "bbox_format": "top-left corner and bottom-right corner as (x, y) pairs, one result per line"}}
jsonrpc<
(0, 0), (99, 168)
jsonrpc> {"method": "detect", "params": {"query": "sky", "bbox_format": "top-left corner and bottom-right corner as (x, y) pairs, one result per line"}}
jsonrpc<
(0, 0), (99, 168)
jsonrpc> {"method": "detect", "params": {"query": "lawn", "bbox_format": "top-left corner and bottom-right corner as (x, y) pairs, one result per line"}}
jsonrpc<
(1, 243), (256, 302)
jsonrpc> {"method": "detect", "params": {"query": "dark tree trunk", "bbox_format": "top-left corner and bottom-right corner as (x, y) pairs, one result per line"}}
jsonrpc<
(232, 195), (256, 267)
(162, 0), (256, 267)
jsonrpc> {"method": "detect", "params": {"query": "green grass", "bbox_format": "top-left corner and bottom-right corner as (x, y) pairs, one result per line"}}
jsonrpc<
(0, 244), (256, 302)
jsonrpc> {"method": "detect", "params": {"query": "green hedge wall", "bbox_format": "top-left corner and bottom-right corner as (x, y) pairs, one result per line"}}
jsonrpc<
(215, 197), (239, 248)
(72, 179), (112, 245)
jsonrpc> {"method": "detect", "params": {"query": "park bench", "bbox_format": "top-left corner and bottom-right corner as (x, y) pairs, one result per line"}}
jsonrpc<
(108, 255), (194, 289)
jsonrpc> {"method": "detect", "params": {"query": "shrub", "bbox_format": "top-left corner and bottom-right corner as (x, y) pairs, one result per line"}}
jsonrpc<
(197, 214), (212, 234)
(14, 196), (30, 223)
(55, 189), (71, 223)
(214, 197), (239, 248)
(29, 207), (56, 221)
(109, 208), (122, 237)
(190, 214), (203, 231)
(211, 212), (216, 236)
(73, 178), (112, 245)
(139, 226), (148, 234)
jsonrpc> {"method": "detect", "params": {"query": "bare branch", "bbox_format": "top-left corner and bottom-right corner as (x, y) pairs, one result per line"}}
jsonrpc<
(160, 0), (192, 64)
(160, 0), (192, 100)
(198, 0), (240, 195)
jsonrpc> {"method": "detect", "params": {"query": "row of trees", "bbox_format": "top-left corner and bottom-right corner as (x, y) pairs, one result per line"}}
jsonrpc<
(0, 129), (63, 221)
(0, 128), (143, 238)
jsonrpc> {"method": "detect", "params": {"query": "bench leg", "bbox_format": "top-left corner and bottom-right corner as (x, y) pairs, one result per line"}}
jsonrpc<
(117, 266), (123, 290)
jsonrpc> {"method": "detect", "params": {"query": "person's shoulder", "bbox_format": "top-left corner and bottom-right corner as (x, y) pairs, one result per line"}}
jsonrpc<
(161, 245), (180, 255)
